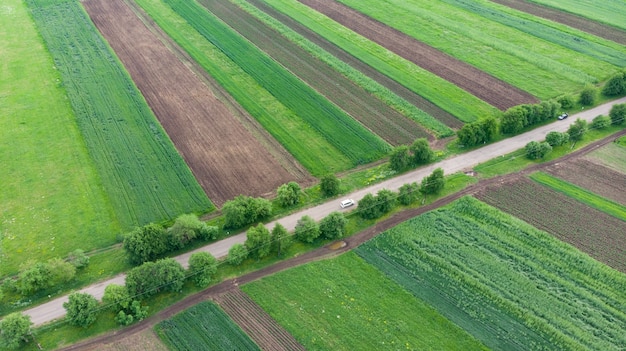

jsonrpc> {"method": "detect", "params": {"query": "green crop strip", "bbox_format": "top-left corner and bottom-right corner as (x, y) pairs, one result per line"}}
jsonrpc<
(259, 0), (497, 123)
(357, 196), (626, 351)
(25, 0), (212, 230)
(162, 0), (390, 166)
(526, 0), (626, 32)
(156, 301), (260, 350)
(530, 172), (626, 222)
(338, 0), (621, 99)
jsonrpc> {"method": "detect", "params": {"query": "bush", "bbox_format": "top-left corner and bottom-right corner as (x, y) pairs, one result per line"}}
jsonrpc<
(389, 145), (410, 172)
(319, 212), (347, 240)
(277, 182), (302, 207)
(320, 174), (340, 197)
(227, 244), (248, 266)
(609, 104), (626, 125)
(457, 117), (497, 147)
(67, 249), (89, 269)
(525, 141), (552, 160)
(64, 292), (100, 328)
(591, 115), (611, 129)
(545, 131), (569, 147)
(568, 118), (588, 142)
(245, 224), (272, 259)
(167, 214), (205, 250)
(398, 182), (420, 205)
(294, 215), (320, 243)
(0, 313), (32, 350)
(125, 259), (185, 298)
(557, 95), (574, 109)
(420, 168), (445, 195)
(271, 223), (291, 256)
(579, 85), (597, 106)
(410, 138), (433, 165)
(222, 195), (272, 229)
(187, 252), (217, 287)
(123, 223), (168, 265)
(602, 71), (626, 96)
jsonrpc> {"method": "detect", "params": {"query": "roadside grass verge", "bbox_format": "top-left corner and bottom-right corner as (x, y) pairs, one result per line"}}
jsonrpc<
(25, 0), (212, 230)
(260, 0), (497, 123)
(530, 171), (626, 222)
(525, 0), (626, 31)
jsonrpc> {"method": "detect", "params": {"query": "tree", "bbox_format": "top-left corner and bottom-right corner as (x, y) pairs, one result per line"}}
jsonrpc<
(0, 312), (32, 349)
(222, 195), (272, 229)
(167, 214), (205, 250)
(123, 223), (168, 265)
(16, 261), (49, 295)
(125, 259), (185, 298)
(376, 189), (396, 215)
(319, 212), (348, 240)
(389, 145), (410, 171)
(277, 182), (302, 207)
(602, 70), (626, 96)
(579, 85), (597, 106)
(525, 141), (552, 160)
(102, 284), (131, 311)
(557, 95), (574, 109)
(271, 223), (291, 256)
(67, 249), (89, 269)
(501, 106), (526, 134)
(294, 215), (320, 243)
(64, 292), (99, 328)
(409, 138), (433, 165)
(198, 224), (218, 241)
(227, 243), (248, 266)
(47, 257), (76, 287)
(358, 193), (380, 219)
(591, 115), (611, 129)
(398, 182), (420, 205)
(420, 168), (445, 195)
(188, 252), (217, 287)
(609, 103), (626, 125)
(320, 174), (340, 197)
(115, 300), (148, 326)
(545, 131), (569, 147)
(567, 118), (588, 142)
(457, 117), (496, 147)
(245, 224), (272, 259)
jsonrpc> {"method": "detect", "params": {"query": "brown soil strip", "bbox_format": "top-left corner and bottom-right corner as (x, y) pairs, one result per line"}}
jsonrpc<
(298, 0), (538, 110)
(200, 0), (430, 145)
(83, 0), (310, 207)
(491, 0), (626, 46)
(246, 0), (462, 130)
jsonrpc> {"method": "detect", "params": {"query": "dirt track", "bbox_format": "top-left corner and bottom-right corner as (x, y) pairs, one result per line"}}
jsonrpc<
(299, 0), (538, 110)
(83, 0), (312, 206)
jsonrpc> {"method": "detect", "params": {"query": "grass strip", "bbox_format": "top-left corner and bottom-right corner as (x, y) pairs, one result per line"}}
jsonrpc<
(526, 0), (626, 31)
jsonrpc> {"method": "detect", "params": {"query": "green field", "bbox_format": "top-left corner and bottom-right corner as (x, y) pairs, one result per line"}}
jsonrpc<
(530, 172), (626, 222)
(356, 196), (626, 351)
(0, 0), (119, 275)
(339, 0), (623, 98)
(155, 301), (259, 351)
(260, 0), (498, 123)
(586, 141), (626, 174)
(526, 0), (626, 31)
(243, 252), (489, 351)
(25, 0), (212, 231)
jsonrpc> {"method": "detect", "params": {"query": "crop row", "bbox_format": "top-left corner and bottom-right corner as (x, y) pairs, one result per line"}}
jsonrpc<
(526, 0), (626, 31)
(156, 301), (260, 351)
(163, 0), (390, 165)
(356, 196), (626, 351)
(338, 0), (621, 98)
(260, 0), (497, 123)
(26, 0), (211, 229)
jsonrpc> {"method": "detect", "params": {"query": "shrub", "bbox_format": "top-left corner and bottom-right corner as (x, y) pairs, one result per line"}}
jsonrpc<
(67, 249), (89, 269)
(228, 244), (248, 266)
(271, 223), (291, 256)
(123, 223), (168, 265)
(277, 182), (302, 207)
(319, 212), (348, 240)
(579, 85), (597, 106)
(125, 259), (185, 297)
(557, 95), (574, 109)
(187, 252), (217, 287)
(568, 118), (588, 142)
(389, 145), (410, 171)
(525, 141), (552, 160)
(609, 104), (626, 125)
(602, 71), (626, 96)
(245, 224), (272, 259)
(410, 138), (433, 165)
(63, 292), (100, 328)
(294, 215), (320, 243)
(398, 182), (420, 205)
(457, 117), (497, 147)
(545, 131), (569, 147)
(167, 214), (205, 250)
(420, 168), (445, 195)
(591, 115), (611, 129)
(222, 195), (272, 229)
(320, 174), (340, 197)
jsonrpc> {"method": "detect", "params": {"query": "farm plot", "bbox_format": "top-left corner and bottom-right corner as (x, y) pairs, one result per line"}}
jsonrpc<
(155, 301), (260, 351)
(258, 0), (498, 124)
(585, 141), (626, 174)
(544, 159), (626, 206)
(25, 0), (211, 229)
(476, 178), (626, 273)
(0, 0), (118, 275)
(337, 0), (623, 98)
(299, 0), (538, 110)
(160, 0), (391, 167)
(357, 196), (626, 351)
(243, 252), (489, 351)
(524, 0), (626, 32)
(83, 0), (304, 206)
(197, 0), (430, 145)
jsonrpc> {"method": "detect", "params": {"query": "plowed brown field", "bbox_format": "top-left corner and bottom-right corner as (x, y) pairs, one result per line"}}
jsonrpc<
(83, 0), (312, 206)
(299, 0), (538, 110)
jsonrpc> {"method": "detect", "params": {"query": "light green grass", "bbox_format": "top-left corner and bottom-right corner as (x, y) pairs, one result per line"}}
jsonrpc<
(0, 0), (118, 276)
(530, 171), (626, 222)
(357, 196), (626, 351)
(526, 0), (626, 31)
(243, 252), (489, 351)
(586, 141), (626, 174)
(26, 0), (212, 230)
(339, 0), (622, 98)
(261, 0), (497, 123)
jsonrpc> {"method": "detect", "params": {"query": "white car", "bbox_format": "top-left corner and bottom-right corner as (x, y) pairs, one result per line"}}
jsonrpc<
(340, 199), (355, 208)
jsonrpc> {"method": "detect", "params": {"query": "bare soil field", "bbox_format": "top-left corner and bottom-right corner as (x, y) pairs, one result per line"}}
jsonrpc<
(215, 289), (306, 351)
(476, 177), (626, 273)
(491, 0), (626, 46)
(247, 0), (463, 130)
(544, 158), (626, 206)
(299, 0), (538, 110)
(78, 329), (168, 351)
(83, 0), (311, 206)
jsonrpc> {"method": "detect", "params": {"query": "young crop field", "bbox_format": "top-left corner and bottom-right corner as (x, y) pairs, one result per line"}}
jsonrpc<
(337, 0), (625, 99)
(258, 0), (498, 125)
(25, 0), (211, 230)
(530, 172), (626, 222)
(197, 0), (430, 145)
(243, 252), (489, 351)
(0, 0), (118, 276)
(585, 141), (626, 174)
(83, 0), (306, 206)
(155, 301), (260, 351)
(356, 196), (626, 351)
(525, 0), (626, 32)
(476, 178), (626, 273)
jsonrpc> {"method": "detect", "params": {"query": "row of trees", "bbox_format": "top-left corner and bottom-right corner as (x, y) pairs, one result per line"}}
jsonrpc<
(389, 138), (434, 171)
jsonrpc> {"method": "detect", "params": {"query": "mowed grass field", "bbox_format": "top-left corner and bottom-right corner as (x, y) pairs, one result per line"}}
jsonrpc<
(0, 0), (118, 276)
(526, 0), (626, 31)
(243, 252), (489, 351)
(26, 0), (212, 228)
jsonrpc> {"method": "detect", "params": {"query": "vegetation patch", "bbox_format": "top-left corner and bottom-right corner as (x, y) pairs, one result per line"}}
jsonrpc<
(525, 0), (626, 31)
(357, 196), (626, 351)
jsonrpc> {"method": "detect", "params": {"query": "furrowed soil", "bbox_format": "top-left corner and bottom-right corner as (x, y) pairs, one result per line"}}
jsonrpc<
(83, 0), (312, 206)
(299, 0), (538, 110)
(491, 0), (626, 46)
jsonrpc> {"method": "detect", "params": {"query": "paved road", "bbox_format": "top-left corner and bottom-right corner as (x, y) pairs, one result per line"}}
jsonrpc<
(20, 97), (626, 326)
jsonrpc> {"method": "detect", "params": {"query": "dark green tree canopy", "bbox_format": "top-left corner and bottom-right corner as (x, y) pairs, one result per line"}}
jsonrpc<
(319, 212), (348, 240)
(188, 252), (218, 287)
(277, 182), (302, 207)
(123, 223), (168, 265)
(125, 259), (185, 298)
(409, 138), (433, 165)
(579, 85), (597, 106)
(398, 182), (420, 206)
(420, 168), (445, 195)
(63, 292), (100, 328)
(271, 223), (291, 256)
(222, 195), (272, 229)
(245, 224), (272, 259)
(567, 118), (588, 142)
(389, 145), (410, 172)
(320, 174), (340, 197)
(609, 103), (626, 125)
(545, 131), (569, 147)
(0, 312), (32, 350)
(602, 71), (626, 96)
(294, 215), (320, 243)
(227, 243), (248, 266)
(525, 141), (552, 160)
